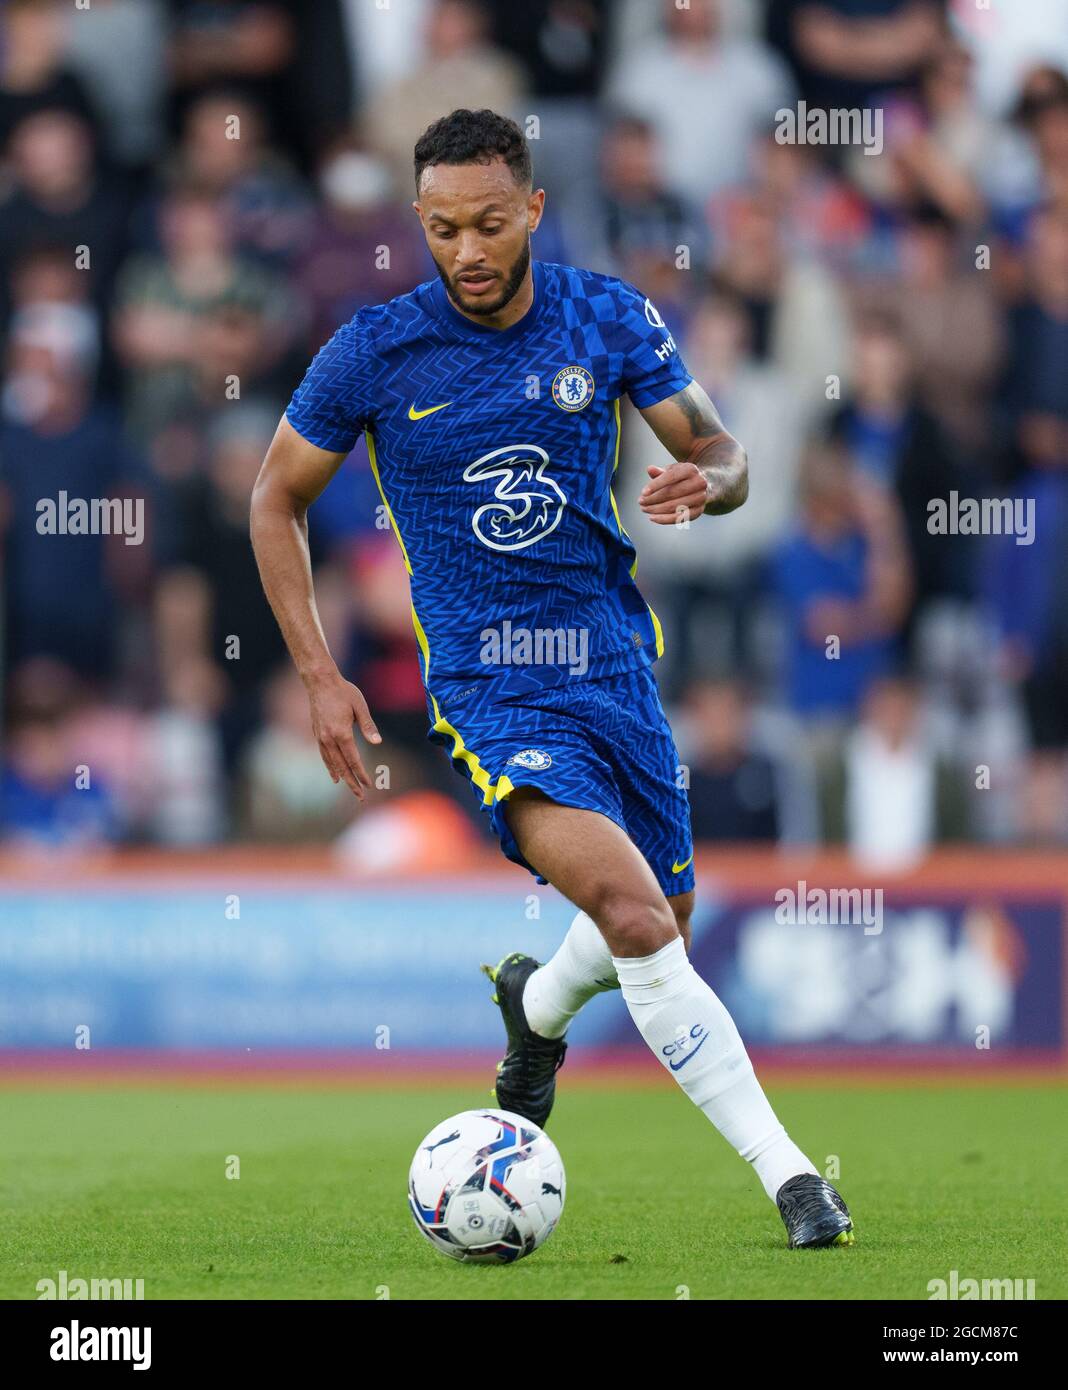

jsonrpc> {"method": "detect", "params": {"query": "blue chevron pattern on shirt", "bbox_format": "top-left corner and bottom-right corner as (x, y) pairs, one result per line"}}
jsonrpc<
(285, 259), (693, 701)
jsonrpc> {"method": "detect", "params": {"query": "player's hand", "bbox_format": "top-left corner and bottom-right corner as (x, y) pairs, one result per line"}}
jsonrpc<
(638, 462), (711, 525)
(305, 672), (382, 799)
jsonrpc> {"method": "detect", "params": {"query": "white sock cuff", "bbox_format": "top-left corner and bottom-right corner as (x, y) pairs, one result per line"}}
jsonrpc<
(612, 936), (688, 1002)
(569, 911), (618, 987)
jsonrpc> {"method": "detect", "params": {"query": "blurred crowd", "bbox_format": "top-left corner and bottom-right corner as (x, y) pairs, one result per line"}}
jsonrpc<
(1, 0), (1067, 868)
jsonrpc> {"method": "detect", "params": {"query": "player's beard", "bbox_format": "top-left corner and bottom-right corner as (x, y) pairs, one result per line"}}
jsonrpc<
(439, 238), (531, 318)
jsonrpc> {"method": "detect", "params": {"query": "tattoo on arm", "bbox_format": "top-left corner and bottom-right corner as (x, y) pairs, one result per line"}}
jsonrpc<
(674, 381), (725, 444)
(642, 381), (748, 515)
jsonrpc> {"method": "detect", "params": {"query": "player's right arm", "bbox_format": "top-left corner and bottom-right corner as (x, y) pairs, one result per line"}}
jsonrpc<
(250, 415), (381, 799)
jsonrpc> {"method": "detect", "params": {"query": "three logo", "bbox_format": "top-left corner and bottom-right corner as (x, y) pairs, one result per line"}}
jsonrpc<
(463, 445), (565, 552)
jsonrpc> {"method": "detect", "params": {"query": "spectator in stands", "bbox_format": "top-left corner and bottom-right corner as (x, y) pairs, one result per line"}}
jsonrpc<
(0, 658), (123, 846)
(712, 188), (849, 414)
(0, 708), (121, 846)
(1000, 208), (1068, 467)
(167, 0), (296, 154)
(744, 129), (873, 269)
(155, 403), (295, 771)
(0, 0), (99, 153)
(829, 308), (977, 618)
(237, 663), (354, 842)
(343, 532), (435, 752)
(295, 138), (428, 349)
(853, 207), (1003, 449)
(914, 37), (998, 214)
(0, 109), (129, 325)
(1031, 82), (1068, 223)
(163, 90), (313, 267)
(59, 0), (167, 171)
(772, 440), (912, 724)
(622, 288), (803, 687)
(844, 34), (987, 227)
(683, 679), (783, 843)
(562, 112), (709, 315)
(486, 0), (610, 198)
(765, 0), (946, 114)
(607, 0), (794, 202)
(112, 179), (296, 442)
(988, 481), (1068, 846)
(364, 0), (526, 195)
(140, 656), (229, 845)
(5, 246), (102, 386)
(1022, 84), (1068, 227)
(821, 673), (969, 867)
(340, 0), (429, 108)
(958, 0), (1068, 119)
(987, 206), (1068, 845)
(0, 303), (150, 681)
(983, 67), (1068, 255)
(489, 0), (609, 100)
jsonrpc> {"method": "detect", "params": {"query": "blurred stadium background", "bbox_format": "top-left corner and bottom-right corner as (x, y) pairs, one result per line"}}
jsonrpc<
(0, 0), (1066, 1077)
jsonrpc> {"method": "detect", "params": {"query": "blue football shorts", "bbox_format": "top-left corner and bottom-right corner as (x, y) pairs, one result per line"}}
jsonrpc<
(426, 664), (695, 897)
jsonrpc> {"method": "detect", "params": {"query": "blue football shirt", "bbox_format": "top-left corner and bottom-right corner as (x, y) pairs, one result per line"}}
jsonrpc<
(285, 259), (693, 704)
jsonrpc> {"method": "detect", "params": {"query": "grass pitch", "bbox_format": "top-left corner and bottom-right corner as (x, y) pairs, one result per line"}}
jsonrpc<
(1, 1080), (1063, 1301)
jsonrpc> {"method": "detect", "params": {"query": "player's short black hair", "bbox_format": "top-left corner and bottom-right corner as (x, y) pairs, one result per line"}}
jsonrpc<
(413, 109), (532, 192)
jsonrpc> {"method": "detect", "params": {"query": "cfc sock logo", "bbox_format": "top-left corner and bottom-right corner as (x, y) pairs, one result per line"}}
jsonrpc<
(662, 1023), (709, 1072)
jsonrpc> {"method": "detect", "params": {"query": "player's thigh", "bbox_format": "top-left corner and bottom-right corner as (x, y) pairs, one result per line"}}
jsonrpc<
(502, 788), (677, 956)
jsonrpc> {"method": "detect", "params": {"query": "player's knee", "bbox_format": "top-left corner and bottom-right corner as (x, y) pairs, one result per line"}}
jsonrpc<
(590, 884), (677, 958)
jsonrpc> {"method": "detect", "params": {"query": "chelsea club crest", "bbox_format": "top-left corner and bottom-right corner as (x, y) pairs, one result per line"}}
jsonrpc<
(551, 365), (594, 412)
(507, 749), (553, 771)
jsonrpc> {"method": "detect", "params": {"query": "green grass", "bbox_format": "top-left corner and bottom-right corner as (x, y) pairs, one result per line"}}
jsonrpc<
(1, 1082), (1064, 1300)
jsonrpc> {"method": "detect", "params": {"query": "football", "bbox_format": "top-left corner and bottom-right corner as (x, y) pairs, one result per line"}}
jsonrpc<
(407, 1109), (566, 1263)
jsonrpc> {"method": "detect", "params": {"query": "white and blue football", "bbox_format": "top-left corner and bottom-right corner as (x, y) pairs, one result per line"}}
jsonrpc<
(408, 1109), (565, 1263)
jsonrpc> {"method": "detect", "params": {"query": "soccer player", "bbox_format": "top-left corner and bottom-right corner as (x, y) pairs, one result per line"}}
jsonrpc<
(251, 109), (853, 1249)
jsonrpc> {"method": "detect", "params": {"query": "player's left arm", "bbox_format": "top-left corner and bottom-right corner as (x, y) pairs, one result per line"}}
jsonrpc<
(636, 382), (748, 524)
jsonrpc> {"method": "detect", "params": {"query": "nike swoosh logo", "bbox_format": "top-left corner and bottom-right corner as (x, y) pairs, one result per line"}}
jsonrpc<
(672, 853), (694, 874)
(668, 1029), (710, 1072)
(408, 401), (452, 420)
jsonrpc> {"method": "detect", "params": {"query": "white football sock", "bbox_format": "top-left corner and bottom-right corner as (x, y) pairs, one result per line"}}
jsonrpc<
(522, 911), (619, 1039)
(613, 937), (818, 1202)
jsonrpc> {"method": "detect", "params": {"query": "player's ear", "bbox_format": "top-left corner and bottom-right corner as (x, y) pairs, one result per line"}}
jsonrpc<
(527, 188), (545, 233)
